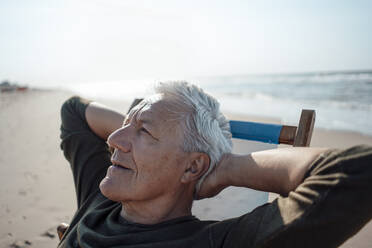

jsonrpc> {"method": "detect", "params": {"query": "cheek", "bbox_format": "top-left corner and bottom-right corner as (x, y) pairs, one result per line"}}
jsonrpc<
(132, 137), (162, 166)
(131, 136), (186, 191)
(136, 150), (183, 187)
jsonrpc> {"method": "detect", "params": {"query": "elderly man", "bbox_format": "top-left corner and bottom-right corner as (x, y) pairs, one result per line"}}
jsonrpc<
(59, 81), (372, 247)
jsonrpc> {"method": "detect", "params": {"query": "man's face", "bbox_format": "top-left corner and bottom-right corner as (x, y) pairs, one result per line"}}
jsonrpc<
(100, 96), (189, 202)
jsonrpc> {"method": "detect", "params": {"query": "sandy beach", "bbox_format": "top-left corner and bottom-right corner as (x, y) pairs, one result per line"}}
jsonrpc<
(0, 90), (371, 248)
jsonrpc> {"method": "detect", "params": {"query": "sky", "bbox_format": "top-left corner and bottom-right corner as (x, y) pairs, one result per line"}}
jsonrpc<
(0, 0), (371, 86)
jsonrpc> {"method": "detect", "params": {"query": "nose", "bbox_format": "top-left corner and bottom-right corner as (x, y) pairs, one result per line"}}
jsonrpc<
(107, 126), (132, 153)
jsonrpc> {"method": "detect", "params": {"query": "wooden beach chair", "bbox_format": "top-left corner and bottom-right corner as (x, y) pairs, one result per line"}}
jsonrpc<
(57, 99), (315, 240)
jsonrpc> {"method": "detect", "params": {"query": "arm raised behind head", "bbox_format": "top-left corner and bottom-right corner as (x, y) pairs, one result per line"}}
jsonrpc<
(196, 147), (330, 199)
(85, 102), (125, 140)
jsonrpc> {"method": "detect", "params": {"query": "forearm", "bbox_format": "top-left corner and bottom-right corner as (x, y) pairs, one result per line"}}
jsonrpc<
(223, 146), (372, 247)
(85, 102), (125, 140)
(223, 147), (330, 196)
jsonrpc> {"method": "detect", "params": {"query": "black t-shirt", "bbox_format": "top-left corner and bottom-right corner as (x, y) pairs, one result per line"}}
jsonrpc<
(58, 96), (372, 248)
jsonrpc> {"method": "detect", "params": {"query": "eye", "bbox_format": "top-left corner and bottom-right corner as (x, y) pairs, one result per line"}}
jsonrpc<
(140, 127), (151, 135)
(138, 125), (159, 141)
(123, 118), (130, 126)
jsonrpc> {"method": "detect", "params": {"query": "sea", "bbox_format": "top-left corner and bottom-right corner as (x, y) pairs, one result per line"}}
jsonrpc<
(37, 70), (372, 136)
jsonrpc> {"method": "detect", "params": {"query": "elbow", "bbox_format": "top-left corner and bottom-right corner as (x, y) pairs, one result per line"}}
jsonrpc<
(61, 96), (82, 117)
(60, 95), (90, 138)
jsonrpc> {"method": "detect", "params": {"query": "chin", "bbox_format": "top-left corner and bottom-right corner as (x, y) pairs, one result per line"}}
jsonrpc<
(99, 178), (123, 202)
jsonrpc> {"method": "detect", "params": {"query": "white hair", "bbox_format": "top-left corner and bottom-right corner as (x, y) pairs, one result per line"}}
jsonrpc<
(154, 81), (233, 197)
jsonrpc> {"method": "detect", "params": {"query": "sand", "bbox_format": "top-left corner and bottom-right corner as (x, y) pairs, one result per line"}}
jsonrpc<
(0, 89), (371, 248)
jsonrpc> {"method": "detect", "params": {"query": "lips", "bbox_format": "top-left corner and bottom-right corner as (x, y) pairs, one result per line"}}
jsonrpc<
(111, 160), (132, 171)
(112, 164), (130, 170)
(111, 150), (133, 171)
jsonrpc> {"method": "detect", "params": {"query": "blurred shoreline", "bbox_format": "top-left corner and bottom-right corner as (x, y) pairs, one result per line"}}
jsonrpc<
(0, 89), (371, 248)
(21, 69), (372, 136)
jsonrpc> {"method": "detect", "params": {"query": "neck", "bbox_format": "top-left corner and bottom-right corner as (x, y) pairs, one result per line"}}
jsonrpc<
(120, 187), (193, 225)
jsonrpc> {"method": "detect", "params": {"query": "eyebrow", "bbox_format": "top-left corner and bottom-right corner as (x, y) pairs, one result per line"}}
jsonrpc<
(136, 110), (154, 125)
(140, 119), (153, 127)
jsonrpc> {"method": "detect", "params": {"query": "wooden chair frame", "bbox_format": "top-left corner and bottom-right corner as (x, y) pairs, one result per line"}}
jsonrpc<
(229, 109), (315, 147)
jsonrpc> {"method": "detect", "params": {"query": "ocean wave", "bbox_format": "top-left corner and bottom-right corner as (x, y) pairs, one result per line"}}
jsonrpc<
(199, 71), (372, 86)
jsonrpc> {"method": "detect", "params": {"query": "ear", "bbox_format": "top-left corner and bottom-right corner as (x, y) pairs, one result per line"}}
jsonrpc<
(181, 152), (210, 184)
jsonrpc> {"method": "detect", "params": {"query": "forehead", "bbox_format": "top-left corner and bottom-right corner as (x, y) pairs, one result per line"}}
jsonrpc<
(132, 95), (181, 131)
(138, 100), (170, 122)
